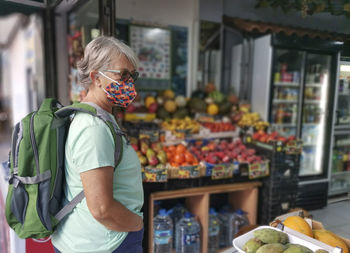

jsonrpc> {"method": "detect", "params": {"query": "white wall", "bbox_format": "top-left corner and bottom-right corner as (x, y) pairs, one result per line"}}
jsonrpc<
(8, 29), (29, 125)
(115, 0), (200, 97)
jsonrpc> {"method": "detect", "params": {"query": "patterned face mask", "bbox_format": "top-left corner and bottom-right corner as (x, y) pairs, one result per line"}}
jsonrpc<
(98, 71), (137, 107)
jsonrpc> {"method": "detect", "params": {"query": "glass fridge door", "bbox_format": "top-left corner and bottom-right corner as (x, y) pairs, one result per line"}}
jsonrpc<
(300, 53), (332, 176)
(335, 62), (350, 125)
(330, 132), (350, 196)
(270, 49), (303, 137)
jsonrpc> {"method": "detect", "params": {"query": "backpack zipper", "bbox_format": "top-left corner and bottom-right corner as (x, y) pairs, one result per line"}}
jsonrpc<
(30, 112), (40, 175)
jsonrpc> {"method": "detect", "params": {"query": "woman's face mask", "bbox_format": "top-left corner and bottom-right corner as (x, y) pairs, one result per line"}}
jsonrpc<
(98, 71), (137, 107)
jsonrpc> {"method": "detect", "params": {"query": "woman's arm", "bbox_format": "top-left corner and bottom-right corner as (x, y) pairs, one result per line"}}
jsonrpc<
(80, 166), (143, 232)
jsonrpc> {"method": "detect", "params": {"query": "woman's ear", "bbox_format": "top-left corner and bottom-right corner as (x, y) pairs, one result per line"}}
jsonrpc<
(90, 71), (102, 87)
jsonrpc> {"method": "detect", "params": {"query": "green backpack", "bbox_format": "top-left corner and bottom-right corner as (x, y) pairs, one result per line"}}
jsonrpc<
(5, 98), (124, 239)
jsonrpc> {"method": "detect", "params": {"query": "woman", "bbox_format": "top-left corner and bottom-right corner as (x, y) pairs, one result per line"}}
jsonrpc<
(51, 36), (144, 253)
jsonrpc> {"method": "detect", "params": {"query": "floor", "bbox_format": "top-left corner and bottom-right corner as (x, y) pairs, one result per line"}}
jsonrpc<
(310, 200), (350, 238)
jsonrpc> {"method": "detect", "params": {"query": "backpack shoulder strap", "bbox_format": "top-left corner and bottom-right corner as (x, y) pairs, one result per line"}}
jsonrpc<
(54, 102), (125, 221)
(55, 102), (124, 167)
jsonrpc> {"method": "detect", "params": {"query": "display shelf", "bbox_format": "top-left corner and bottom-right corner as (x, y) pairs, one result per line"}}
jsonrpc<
(148, 182), (261, 253)
(332, 171), (350, 176)
(304, 99), (321, 104)
(305, 83), (322, 88)
(303, 143), (317, 147)
(302, 123), (319, 127)
(271, 123), (297, 127)
(329, 187), (350, 196)
(272, 99), (298, 104)
(274, 82), (299, 87)
(335, 142), (350, 147)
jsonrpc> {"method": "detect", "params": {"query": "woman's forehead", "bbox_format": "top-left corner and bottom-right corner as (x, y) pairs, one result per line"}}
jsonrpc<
(109, 54), (134, 70)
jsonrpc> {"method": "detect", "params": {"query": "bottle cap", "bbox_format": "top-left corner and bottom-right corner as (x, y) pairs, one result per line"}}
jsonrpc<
(159, 209), (167, 216)
(184, 212), (193, 218)
(235, 209), (246, 215)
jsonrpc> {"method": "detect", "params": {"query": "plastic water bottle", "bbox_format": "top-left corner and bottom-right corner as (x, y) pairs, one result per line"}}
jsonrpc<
(217, 206), (232, 248)
(154, 200), (162, 217)
(208, 208), (220, 253)
(153, 209), (173, 253)
(170, 203), (187, 248)
(175, 212), (201, 253)
(233, 209), (249, 236)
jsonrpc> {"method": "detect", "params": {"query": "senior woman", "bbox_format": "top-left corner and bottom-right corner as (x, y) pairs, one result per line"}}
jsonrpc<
(51, 36), (144, 253)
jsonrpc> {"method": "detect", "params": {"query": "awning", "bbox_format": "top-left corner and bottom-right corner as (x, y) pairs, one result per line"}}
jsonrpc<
(224, 16), (350, 42)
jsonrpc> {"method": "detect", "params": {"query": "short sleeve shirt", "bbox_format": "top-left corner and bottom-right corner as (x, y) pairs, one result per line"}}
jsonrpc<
(51, 111), (144, 253)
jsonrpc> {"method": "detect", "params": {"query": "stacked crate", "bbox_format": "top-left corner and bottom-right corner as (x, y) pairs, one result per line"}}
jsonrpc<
(247, 140), (301, 225)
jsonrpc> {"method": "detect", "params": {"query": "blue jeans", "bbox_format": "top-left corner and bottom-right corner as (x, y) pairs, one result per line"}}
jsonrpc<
(53, 228), (144, 253)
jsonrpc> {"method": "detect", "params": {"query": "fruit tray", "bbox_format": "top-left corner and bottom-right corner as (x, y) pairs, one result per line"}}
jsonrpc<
(233, 225), (342, 253)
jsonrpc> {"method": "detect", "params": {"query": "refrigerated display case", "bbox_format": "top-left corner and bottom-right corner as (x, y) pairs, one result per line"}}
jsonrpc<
(329, 60), (350, 199)
(251, 34), (342, 209)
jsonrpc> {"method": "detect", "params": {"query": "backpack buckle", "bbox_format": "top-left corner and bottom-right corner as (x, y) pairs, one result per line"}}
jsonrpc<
(8, 174), (20, 187)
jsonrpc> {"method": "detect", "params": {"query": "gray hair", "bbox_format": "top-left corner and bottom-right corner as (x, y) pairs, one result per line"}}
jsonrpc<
(77, 36), (139, 89)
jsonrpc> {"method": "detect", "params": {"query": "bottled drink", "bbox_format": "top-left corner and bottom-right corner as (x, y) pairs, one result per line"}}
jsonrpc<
(208, 208), (220, 253)
(154, 209), (173, 253)
(232, 209), (250, 237)
(170, 203), (187, 248)
(176, 212), (201, 253)
(218, 207), (238, 248)
(154, 200), (162, 217)
(291, 104), (298, 124)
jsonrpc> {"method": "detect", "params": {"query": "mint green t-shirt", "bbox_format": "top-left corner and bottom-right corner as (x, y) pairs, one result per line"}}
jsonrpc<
(51, 111), (144, 253)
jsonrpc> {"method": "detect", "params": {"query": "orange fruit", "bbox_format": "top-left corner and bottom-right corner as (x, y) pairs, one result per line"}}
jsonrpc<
(168, 145), (176, 153)
(184, 152), (195, 163)
(284, 216), (313, 237)
(176, 144), (186, 154)
(174, 153), (185, 164)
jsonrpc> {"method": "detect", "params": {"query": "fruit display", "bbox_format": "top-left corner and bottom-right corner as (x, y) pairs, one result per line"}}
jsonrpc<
(131, 138), (167, 167)
(239, 227), (328, 253)
(163, 143), (199, 167)
(313, 229), (348, 253)
(272, 215), (349, 253)
(283, 216), (313, 238)
(188, 139), (264, 164)
(161, 117), (200, 136)
(201, 122), (236, 132)
(238, 112), (261, 128)
(252, 130), (296, 144)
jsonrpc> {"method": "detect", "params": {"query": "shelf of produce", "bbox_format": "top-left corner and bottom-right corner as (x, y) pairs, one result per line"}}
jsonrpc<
(148, 182), (261, 253)
(272, 99), (298, 104)
(163, 130), (239, 146)
(274, 82), (299, 87)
